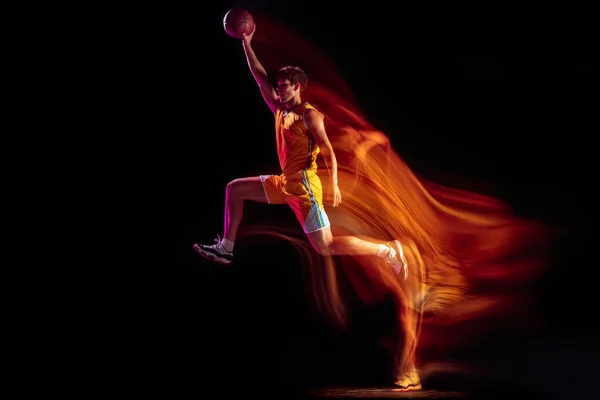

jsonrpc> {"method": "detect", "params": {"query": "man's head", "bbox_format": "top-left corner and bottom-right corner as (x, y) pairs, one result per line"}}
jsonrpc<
(275, 66), (308, 103)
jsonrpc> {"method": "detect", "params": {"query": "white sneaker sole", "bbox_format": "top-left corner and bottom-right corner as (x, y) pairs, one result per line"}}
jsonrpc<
(193, 244), (232, 265)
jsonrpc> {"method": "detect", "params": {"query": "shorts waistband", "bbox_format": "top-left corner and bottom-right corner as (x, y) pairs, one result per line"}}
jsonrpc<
(283, 170), (317, 181)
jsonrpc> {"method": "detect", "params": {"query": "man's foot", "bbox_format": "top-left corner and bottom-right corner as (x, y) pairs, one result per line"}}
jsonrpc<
(193, 235), (233, 265)
(384, 240), (408, 279)
(393, 367), (422, 391)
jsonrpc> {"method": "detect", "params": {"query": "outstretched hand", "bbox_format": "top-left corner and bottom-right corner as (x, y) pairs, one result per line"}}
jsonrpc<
(241, 24), (256, 46)
(330, 182), (342, 207)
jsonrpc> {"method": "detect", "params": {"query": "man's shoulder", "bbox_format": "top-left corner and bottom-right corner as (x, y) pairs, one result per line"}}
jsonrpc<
(303, 103), (324, 119)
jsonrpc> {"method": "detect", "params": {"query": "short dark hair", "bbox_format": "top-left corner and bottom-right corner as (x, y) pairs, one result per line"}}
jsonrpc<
(275, 66), (308, 93)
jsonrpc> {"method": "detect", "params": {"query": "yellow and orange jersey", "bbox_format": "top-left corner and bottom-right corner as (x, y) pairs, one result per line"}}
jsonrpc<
(274, 102), (323, 179)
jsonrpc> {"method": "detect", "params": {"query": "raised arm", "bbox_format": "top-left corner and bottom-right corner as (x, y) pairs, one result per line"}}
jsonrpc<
(305, 109), (342, 207)
(241, 26), (279, 114)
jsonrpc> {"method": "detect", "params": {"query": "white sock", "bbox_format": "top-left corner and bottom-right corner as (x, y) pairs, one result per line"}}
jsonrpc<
(221, 238), (234, 253)
(376, 244), (392, 259)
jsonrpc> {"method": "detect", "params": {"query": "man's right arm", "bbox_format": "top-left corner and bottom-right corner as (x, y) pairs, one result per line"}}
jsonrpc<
(242, 28), (278, 114)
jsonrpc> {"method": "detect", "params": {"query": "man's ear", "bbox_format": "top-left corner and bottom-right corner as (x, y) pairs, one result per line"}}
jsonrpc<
(294, 82), (300, 91)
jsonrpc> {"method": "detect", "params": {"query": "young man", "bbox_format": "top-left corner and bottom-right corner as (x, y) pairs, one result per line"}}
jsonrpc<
(193, 24), (409, 277)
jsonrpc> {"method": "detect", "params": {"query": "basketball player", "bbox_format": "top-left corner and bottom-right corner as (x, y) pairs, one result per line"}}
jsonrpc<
(193, 23), (422, 391)
(193, 24), (409, 276)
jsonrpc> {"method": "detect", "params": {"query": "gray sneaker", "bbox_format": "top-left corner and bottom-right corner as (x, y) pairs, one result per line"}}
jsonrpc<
(193, 235), (233, 265)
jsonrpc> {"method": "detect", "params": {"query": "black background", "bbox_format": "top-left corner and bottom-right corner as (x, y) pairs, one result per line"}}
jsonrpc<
(99, 1), (596, 397)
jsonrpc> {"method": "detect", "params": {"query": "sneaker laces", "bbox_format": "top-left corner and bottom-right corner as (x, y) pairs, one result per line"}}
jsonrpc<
(214, 234), (234, 254)
(203, 234), (221, 248)
(203, 234), (227, 252)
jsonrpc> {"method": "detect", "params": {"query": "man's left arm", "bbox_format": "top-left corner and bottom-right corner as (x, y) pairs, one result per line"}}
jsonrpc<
(305, 109), (342, 207)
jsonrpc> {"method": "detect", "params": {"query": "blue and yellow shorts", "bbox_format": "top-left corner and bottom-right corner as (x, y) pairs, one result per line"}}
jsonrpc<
(260, 171), (330, 233)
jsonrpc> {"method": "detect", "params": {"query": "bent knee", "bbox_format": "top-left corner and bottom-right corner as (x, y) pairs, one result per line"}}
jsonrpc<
(310, 236), (334, 256)
(226, 178), (244, 191)
(226, 177), (265, 201)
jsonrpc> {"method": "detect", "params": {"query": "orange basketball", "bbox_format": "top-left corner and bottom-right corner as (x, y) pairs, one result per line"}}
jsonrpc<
(223, 8), (254, 39)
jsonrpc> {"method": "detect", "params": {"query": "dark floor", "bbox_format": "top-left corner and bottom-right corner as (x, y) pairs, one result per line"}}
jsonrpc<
(154, 236), (599, 400)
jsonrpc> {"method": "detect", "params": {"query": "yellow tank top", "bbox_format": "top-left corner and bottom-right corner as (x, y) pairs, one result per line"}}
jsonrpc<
(274, 102), (323, 179)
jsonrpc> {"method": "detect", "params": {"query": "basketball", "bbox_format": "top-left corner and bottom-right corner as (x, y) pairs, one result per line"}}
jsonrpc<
(223, 8), (254, 39)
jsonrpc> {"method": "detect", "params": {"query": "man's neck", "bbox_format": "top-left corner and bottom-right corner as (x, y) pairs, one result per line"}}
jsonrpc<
(284, 97), (303, 111)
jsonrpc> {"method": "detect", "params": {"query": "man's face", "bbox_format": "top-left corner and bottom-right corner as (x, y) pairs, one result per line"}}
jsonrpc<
(276, 79), (296, 103)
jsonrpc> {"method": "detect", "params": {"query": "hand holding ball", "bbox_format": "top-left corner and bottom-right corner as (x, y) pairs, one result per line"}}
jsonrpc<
(223, 8), (254, 39)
